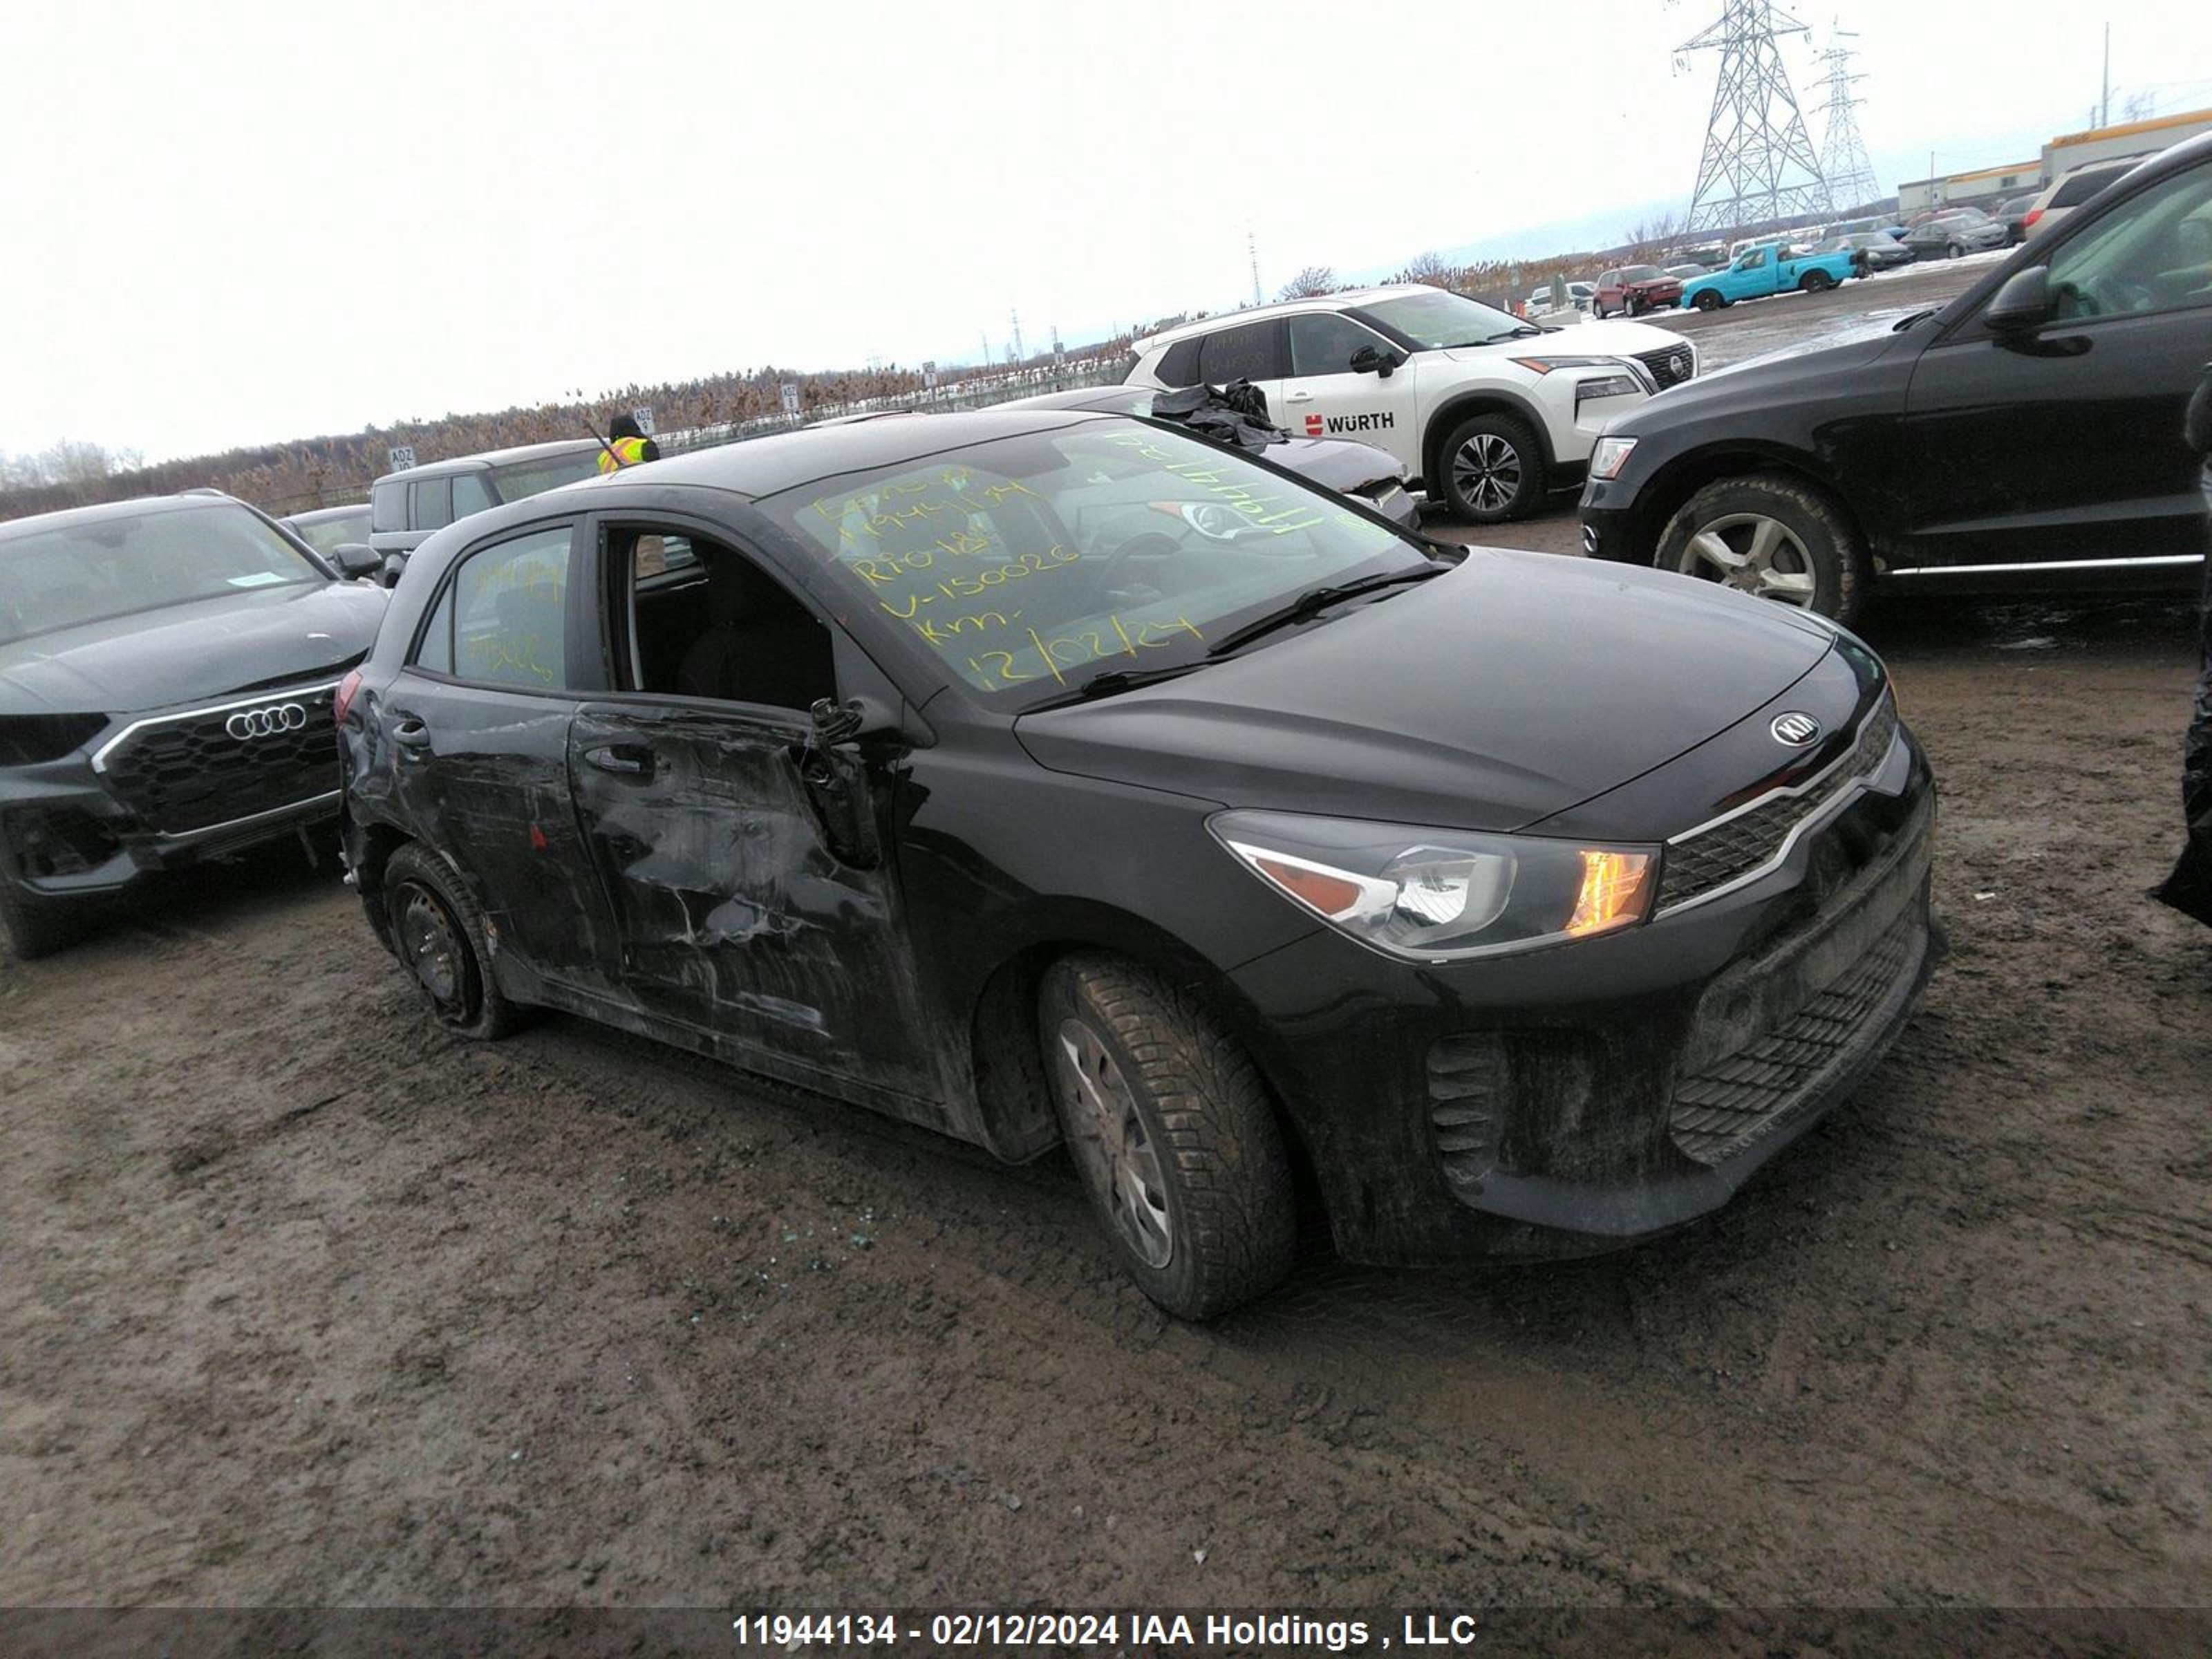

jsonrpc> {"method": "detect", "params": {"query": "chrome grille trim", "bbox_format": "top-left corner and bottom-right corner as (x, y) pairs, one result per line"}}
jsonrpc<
(1656, 694), (1900, 917)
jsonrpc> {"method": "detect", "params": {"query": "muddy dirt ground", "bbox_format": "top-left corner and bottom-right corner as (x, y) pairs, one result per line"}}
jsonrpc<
(6, 267), (2209, 1630)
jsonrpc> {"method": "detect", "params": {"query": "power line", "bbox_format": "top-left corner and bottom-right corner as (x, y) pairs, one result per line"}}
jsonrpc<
(1812, 24), (1880, 211)
(1677, 0), (1833, 232)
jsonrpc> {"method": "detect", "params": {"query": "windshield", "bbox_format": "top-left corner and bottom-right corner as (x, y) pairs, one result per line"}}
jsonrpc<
(489, 452), (603, 503)
(1355, 288), (1531, 348)
(1621, 265), (1667, 283)
(771, 421), (1423, 708)
(288, 508), (371, 556)
(1, 503), (325, 646)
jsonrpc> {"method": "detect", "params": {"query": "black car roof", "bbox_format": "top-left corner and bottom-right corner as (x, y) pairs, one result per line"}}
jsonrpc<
(0, 493), (247, 545)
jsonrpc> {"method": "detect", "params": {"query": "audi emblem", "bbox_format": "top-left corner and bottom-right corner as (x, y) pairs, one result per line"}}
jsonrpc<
(1770, 711), (1824, 748)
(225, 702), (308, 741)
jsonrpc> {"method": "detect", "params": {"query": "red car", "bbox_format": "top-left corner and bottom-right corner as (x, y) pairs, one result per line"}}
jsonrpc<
(1591, 263), (1685, 318)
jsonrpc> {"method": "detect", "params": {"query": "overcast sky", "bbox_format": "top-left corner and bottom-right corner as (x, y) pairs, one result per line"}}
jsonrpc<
(3, 0), (2207, 462)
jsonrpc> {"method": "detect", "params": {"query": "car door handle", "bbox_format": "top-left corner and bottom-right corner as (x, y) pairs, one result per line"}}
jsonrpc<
(1286, 391), (1314, 402)
(391, 715), (433, 751)
(584, 744), (655, 778)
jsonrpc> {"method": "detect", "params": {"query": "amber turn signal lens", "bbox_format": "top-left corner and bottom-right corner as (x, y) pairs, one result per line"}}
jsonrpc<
(1255, 855), (1365, 919)
(1565, 849), (1654, 937)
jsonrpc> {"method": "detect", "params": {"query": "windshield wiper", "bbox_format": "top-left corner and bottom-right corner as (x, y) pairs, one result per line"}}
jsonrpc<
(1031, 661), (1209, 708)
(1029, 565), (1451, 709)
(1461, 326), (1545, 345)
(1892, 308), (1938, 332)
(1201, 565), (1448, 660)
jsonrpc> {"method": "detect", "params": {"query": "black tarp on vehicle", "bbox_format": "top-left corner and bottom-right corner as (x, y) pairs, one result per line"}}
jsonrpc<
(2153, 365), (2212, 927)
(1146, 381), (1286, 454)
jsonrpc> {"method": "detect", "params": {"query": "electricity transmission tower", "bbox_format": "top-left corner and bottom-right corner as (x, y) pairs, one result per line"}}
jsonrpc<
(1812, 26), (1879, 211)
(1678, 0), (1833, 231)
(1247, 225), (1264, 309)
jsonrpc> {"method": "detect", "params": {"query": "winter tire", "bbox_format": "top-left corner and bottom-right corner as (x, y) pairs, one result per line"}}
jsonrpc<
(1694, 288), (1725, 312)
(1656, 472), (1866, 625)
(1038, 953), (1295, 1320)
(383, 843), (525, 1040)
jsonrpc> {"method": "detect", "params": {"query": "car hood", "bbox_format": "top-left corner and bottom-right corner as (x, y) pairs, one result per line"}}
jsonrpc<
(1442, 318), (1683, 362)
(1014, 550), (1835, 832)
(1622, 319), (1915, 404)
(1269, 435), (1406, 491)
(0, 581), (387, 715)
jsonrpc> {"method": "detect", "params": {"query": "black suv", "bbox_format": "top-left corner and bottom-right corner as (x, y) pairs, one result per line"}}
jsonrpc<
(1582, 130), (2212, 622)
(1, 492), (387, 957)
(341, 409), (1935, 1318)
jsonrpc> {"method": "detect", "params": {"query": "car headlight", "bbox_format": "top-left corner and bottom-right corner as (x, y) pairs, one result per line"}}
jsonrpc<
(1588, 435), (1640, 480)
(1508, 355), (1618, 374)
(1211, 809), (1657, 961)
(1574, 373), (1645, 406)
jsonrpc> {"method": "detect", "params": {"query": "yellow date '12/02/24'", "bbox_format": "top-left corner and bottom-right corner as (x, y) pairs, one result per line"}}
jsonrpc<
(966, 613), (1204, 688)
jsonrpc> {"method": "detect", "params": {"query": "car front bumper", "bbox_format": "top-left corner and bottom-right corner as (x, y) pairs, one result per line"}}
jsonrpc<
(1226, 727), (1938, 1264)
(1, 711), (343, 913)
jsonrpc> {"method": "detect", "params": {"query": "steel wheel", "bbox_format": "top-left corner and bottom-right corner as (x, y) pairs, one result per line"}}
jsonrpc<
(1680, 512), (1820, 606)
(1451, 433), (1524, 518)
(1053, 1016), (1173, 1270)
(395, 880), (470, 1018)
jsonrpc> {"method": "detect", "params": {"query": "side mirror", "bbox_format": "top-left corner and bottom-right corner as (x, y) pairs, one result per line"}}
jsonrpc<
(378, 551), (409, 590)
(809, 694), (898, 747)
(1984, 265), (2052, 334)
(1349, 345), (1398, 378)
(330, 543), (382, 580)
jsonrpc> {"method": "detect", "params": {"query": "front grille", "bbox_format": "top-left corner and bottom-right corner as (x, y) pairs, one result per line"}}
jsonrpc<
(1669, 908), (1920, 1167)
(1658, 697), (1899, 912)
(1427, 1034), (1508, 1192)
(1635, 343), (1696, 390)
(96, 686), (338, 836)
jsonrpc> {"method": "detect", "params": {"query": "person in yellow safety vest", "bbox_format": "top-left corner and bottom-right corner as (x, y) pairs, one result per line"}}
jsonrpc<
(598, 412), (661, 473)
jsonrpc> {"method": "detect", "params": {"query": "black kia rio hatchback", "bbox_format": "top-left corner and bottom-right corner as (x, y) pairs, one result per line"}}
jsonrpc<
(339, 409), (1938, 1318)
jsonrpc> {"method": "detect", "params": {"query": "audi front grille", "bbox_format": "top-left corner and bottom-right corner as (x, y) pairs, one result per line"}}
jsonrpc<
(92, 684), (339, 836)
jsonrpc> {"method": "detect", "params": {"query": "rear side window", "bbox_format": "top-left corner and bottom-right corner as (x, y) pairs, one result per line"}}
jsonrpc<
(451, 473), (496, 517)
(2052, 167), (2130, 208)
(371, 480), (407, 534)
(1155, 337), (1203, 387)
(1197, 320), (1284, 383)
(414, 524), (574, 690)
(411, 477), (453, 532)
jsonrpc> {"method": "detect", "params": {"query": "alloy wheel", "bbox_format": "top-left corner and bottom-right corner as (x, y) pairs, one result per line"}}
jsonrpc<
(1054, 1018), (1174, 1270)
(1680, 512), (1819, 606)
(1451, 433), (1523, 516)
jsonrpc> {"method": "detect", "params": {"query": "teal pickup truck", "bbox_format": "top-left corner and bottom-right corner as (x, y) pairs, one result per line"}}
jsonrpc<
(1678, 244), (1858, 310)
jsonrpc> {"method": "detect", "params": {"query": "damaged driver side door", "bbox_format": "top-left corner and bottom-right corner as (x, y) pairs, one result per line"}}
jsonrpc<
(565, 521), (950, 1112)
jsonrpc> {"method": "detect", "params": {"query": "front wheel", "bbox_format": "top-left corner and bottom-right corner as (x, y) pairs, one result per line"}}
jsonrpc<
(0, 864), (83, 962)
(1693, 288), (1725, 312)
(1434, 411), (1547, 523)
(1947, 242), (1965, 259)
(1038, 954), (1295, 1320)
(1655, 473), (1865, 624)
(382, 843), (526, 1040)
